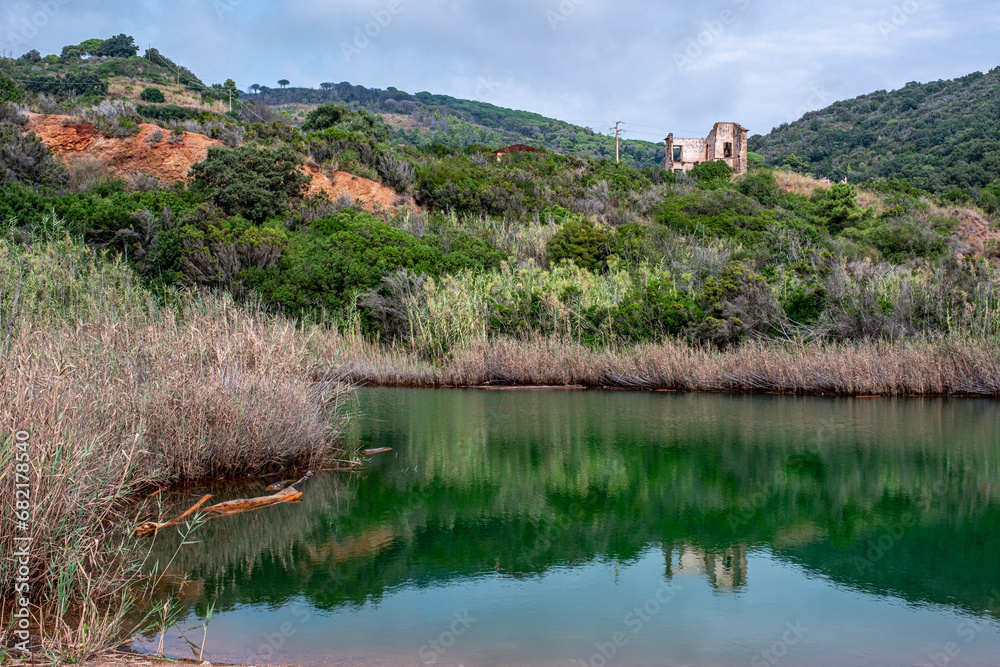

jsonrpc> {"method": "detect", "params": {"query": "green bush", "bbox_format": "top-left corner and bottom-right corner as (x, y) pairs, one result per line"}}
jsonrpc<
(137, 104), (200, 123)
(546, 209), (610, 271)
(0, 73), (25, 103)
(95, 34), (139, 58)
(811, 183), (869, 234)
(605, 276), (700, 343)
(737, 170), (782, 207)
(245, 209), (505, 317)
(301, 104), (390, 142)
(140, 87), (165, 103)
(0, 124), (68, 190)
(690, 160), (734, 185)
(190, 145), (311, 224)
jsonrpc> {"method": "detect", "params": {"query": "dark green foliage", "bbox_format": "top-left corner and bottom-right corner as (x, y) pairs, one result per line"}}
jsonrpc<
(0, 124), (68, 190)
(812, 184), (869, 234)
(546, 208), (610, 271)
(690, 160), (734, 185)
(95, 34), (139, 58)
(178, 207), (287, 294)
(190, 145), (311, 224)
(246, 209), (505, 316)
(605, 277), (700, 343)
(737, 170), (782, 207)
(782, 283), (827, 324)
(694, 262), (787, 346)
(60, 45), (83, 61)
(256, 82), (666, 168)
(0, 73), (24, 103)
(17, 50), (41, 64)
(750, 69), (1000, 194)
(79, 39), (105, 55)
(301, 104), (390, 142)
(136, 104), (200, 123)
(843, 217), (950, 262)
(25, 68), (108, 98)
(140, 87), (165, 103)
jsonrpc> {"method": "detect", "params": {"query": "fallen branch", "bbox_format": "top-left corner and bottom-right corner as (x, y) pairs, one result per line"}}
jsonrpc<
(136, 494), (212, 537)
(137, 471), (317, 536)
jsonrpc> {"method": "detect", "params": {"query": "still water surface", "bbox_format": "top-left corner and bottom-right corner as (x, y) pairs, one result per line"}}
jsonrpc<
(138, 389), (1000, 666)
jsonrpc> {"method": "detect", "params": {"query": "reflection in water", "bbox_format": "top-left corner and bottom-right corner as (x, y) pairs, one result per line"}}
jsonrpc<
(137, 389), (1000, 666)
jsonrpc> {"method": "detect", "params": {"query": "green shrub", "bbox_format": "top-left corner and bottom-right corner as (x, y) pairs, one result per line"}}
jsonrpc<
(0, 73), (25, 103)
(137, 104), (200, 123)
(95, 34), (139, 58)
(737, 170), (782, 207)
(190, 145), (311, 224)
(140, 87), (165, 103)
(0, 124), (68, 190)
(546, 209), (610, 271)
(246, 209), (504, 318)
(606, 276), (700, 343)
(811, 183), (869, 234)
(301, 104), (390, 142)
(690, 160), (734, 185)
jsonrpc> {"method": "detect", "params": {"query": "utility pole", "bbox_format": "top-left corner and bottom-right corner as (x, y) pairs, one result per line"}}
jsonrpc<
(611, 121), (623, 164)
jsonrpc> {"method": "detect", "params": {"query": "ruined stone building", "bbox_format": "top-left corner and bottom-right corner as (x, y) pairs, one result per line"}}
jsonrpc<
(665, 122), (749, 175)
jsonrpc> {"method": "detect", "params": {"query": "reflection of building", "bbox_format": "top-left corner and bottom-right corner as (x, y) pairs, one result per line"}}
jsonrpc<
(665, 544), (748, 592)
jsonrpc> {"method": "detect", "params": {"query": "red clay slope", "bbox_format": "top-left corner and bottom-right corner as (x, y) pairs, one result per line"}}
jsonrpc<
(24, 113), (418, 215)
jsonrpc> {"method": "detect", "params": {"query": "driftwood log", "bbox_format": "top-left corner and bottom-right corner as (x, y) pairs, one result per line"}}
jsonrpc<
(137, 471), (314, 536)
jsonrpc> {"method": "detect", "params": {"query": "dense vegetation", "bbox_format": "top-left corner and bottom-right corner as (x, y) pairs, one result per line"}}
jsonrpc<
(257, 81), (667, 168)
(2, 39), (1000, 360)
(3, 38), (1000, 661)
(750, 68), (1000, 206)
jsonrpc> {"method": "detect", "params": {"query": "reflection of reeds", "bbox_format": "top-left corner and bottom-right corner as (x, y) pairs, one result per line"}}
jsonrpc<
(0, 236), (351, 660)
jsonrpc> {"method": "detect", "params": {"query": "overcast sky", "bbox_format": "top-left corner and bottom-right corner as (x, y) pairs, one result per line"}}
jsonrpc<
(3, 0), (997, 141)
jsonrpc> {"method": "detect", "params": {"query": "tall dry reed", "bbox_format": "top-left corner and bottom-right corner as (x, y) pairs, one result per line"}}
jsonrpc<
(321, 334), (1000, 396)
(0, 235), (351, 660)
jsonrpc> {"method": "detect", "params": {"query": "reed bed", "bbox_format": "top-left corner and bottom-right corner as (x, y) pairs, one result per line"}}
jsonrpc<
(0, 236), (351, 660)
(326, 335), (1000, 396)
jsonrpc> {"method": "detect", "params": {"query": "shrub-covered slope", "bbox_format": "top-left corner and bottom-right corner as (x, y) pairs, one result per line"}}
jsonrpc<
(750, 68), (1000, 198)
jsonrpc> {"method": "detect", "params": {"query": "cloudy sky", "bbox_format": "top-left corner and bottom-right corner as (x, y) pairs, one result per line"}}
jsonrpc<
(2, 0), (997, 141)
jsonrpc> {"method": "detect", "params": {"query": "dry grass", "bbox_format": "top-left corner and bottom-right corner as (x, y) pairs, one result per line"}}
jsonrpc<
(106, 79), (227, 114)
(772, 169), (832, 198)
(0, 236), (351, 660)
(320, 334), (1000, 397)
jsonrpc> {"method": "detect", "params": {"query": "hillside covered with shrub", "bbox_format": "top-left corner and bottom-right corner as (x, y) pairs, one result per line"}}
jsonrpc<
(749, 68), (1000, 205)
(3, 39), (1000, 367)
(257, 82), (666, 168)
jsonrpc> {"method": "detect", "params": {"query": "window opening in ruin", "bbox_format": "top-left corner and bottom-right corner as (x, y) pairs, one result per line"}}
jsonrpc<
(724, 142), (733, 158)
(673, 146), (682, 161)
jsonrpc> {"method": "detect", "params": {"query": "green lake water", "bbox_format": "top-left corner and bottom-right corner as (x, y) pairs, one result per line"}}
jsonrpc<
(137, 388), (1000, 666)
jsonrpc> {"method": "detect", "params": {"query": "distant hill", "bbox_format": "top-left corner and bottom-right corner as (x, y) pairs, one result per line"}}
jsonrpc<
(256, 84), (666, 169)
(749, 68), (1000, 193)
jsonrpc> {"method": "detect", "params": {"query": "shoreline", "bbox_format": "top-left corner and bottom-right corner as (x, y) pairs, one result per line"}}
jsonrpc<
(322, 335), (1000, 398)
